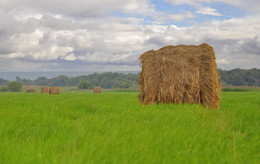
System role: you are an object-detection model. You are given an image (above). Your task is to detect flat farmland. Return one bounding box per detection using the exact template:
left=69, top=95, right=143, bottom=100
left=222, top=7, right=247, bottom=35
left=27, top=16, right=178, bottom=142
left=0, top=90, right=259, bottom=163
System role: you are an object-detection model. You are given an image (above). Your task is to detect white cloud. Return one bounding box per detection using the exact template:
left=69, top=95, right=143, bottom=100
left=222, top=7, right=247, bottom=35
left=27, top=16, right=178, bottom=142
left=33, top=46, right=74, bottom=60
left=0, top=0, right=260, bottom=71
left=216, top=58, right=230, bottom=64
left=196, top=7, right=223, bottom=16
left=63, top=53, right=76, bottom=61
left=0, top=0, right=153, bottom=18
left=165, top=0, right=242, bottom=6
left=152, top=11, right=195, bottom=22
left=165, top=0, right=260, bottom=15
left=1, top=13, right=260, bottom=70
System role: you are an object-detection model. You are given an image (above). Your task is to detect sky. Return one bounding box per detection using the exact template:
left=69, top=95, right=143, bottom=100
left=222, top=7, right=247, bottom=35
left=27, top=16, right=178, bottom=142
left=0, top=0, right=260, bottom=72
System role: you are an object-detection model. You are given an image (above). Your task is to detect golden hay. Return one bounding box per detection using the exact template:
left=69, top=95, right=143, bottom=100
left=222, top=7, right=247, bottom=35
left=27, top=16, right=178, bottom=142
left=49, top=86, right=61, bottom=94
left=26, top=88, right=35, bottom=93
left=41, top=86, right=49, bottom=94
left=139, top=43, right=221, bottom=109
left=93, top=87, right=102, bottom=93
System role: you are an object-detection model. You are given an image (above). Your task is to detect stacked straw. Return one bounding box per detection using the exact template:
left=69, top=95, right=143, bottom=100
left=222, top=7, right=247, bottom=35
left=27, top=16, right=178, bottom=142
left=93, top=87, right=102, bottom=93
left=26, top=88, right=35, bottom=93
left=49, top=86, right=61, bottom=94
left=41, top=86, right=49, bottom=94
left=139, top=43, right=221, bottom=109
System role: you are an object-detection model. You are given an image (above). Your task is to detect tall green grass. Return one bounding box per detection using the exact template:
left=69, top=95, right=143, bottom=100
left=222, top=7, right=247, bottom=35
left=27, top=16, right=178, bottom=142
left=0, top=91, right=259, bottom=163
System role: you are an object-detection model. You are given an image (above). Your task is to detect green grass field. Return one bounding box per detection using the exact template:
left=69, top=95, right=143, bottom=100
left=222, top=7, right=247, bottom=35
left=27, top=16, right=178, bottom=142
left=0, top=90, right=260, bottom=163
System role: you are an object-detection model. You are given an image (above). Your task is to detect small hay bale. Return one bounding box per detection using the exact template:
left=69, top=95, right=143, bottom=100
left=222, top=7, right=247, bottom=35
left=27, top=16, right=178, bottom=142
left=26, top=88, right=35, bottom=93
left=41, top=86, right=49, bottom=94
left=49, top=86, right=61, bottom=94
left=93, top=87, right=102, bottom=93
left=139, top=43, right=221, bottom=109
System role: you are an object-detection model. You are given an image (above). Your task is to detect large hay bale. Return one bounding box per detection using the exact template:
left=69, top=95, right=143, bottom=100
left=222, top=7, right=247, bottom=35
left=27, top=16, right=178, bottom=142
left=93, top=87, right=102, bottom=93
left=139, top=43, right=221, bottom=109
left=49, top=86, right=61, bottom=94
left=41, top=86, right=49, bottom=94
left=26, top=88, right=35, bottom=93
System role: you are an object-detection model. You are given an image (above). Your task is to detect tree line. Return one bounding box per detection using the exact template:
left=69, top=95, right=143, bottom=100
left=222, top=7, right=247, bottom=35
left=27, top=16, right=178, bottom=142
left=218, top=68, right=259, bottom=86
left=10, top=72, right=139, bottom=89
left=0, top=68, right=259, bottom=89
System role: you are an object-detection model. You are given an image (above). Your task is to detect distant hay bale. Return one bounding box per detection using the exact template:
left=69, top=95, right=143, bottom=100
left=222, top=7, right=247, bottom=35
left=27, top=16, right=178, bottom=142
left=139, top=43, right=221, bottom=109
left=93, top=87, right=102, bottom=93
left=26, top=88, right=35, bottom=93
left=49, top=86, right=61, bottom=94
left=41, top=86, right=49, bottom=94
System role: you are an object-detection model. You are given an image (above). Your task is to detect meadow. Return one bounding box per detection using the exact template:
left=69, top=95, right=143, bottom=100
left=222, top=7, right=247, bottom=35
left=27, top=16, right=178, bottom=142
left=0, top=90, right=259, bottom=163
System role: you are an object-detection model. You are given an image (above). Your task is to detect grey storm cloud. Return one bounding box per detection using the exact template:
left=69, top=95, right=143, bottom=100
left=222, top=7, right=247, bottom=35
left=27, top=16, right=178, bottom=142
left=239, top=35, right=260, bottom=55
left=145, top=36, right=168, bottom=47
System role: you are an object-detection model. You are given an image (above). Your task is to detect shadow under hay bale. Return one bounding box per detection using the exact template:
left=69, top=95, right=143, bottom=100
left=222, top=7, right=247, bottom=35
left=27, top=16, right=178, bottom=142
left=139, top=43, right=221, bottom=109
left=49, top=86, right=61, bottom=94
left=41, top=86, right=49, bottom=94
left=93, top=87, right=102, bottom=93
left=26, top=88, right=35, bottom=93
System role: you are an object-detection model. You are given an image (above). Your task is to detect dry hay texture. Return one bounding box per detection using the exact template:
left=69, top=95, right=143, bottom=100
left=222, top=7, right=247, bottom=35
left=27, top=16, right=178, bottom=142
left=41, top=86, right=49, bottom=94
left=93, top=87, right=102, bottom=93
left=139, top=43, right=221, bottom=109
left=26, top=88, right=35, bottom=93
left=49, top=86, right=61, bottom=94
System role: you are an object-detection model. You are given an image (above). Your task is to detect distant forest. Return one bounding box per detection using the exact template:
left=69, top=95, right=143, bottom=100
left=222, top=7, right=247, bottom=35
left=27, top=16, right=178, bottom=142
left=0, top=68, right=259, bottom=88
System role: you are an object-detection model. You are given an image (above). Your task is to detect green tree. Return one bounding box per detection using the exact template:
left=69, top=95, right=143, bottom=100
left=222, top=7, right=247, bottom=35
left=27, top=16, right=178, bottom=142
left=35, top=77, right=48, bottom=86
left=0, top=78, right=9, bottom=85
left=0, top=87, right=9, bottom=92
left=78, top=80, right=93, bottom=89
left=113, top=80, right=132, bottom=88
left=49, top=75, right=70, bottom=86
left=8, top=81, right=22, bottom=92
